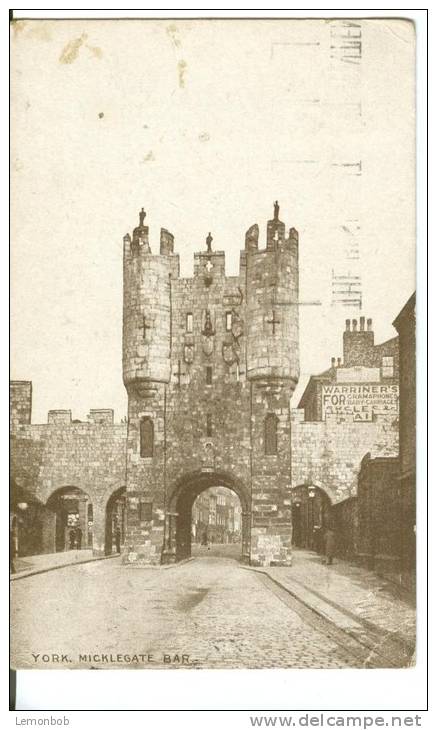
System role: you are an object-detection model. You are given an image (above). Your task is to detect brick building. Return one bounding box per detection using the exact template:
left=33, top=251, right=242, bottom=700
left=290, top=295, right=415, bottom=588
left=192, top=487, right=242, bottom=544
left=346, top=293, right=416, bottom=586
left=393, top=293, right=416, bottom=585
left=290, top=317, right=399, bottom=550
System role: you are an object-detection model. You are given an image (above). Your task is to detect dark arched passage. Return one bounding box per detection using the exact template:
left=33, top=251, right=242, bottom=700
left=105, top=487, right=126, bottom=555
left=46, top=486, right=93, bottom=552
left=291, top=485, right=332, bottom=552
left=10, top=481, right=45, bottom=558
left=164, top=471, right=251, bottom=564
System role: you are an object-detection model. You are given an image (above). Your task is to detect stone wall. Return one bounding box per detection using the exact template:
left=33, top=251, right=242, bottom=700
left=331, top=496, right=358, bottom=557
left=10, top=381, right=32, bottom=432
left=291, top=409, right=399, bottom=504
left=11, top=417, right=127, bottom=553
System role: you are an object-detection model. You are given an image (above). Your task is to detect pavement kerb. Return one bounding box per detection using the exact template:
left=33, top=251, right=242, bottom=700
left=242, top=564, right=414, bottom=659
left=122, top=557, right=195, bottom=570
left=10, top=553, right=122, bottom=581
left=10, top=554, right=195, bottom=581
left=242, top=564, right=357, bottom=627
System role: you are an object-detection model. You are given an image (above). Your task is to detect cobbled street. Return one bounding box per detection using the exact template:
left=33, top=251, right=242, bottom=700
left=11, top=556, right=360, bottom=670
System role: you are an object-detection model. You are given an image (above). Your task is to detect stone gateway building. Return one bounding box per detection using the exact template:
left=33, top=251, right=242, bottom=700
left=122, top=203, right=299, bottom=566
left=11, top=205, right=412, bottom=579
left=11, top=204, right=300, bottom=567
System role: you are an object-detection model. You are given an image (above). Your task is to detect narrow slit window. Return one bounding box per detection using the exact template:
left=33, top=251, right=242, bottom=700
left=206, top=413, right=213, bottom=437
left=186, top=313, right=193, bottom=333
left=225, top=311, right=232, bottom=331
left=206, top=366, right=212, bottom=385
left=140, top=417, right=154, bottom=458
left=264, top=413, right=278, bottom=455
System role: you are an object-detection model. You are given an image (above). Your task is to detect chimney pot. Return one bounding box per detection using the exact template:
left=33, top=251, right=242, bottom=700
left=359, top=316, right=365, bottom=331
left=345, top=319, right=351, bottom=331
left=352, top=319, right=357, bottom=331
left=367, top=318, right=372, bottom=331
left=337, top=358, right=341, bottom=367
left=331, top=357, right=336, bottom=367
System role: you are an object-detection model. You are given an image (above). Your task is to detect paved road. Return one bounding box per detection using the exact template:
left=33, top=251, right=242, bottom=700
left=11, top=556, right=357, bottom=669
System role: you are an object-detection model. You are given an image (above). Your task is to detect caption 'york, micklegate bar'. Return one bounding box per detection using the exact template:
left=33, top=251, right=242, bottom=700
left=10, top=204, right=416, bottom=587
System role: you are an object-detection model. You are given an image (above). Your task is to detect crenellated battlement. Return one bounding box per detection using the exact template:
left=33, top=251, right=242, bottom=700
left=123, top=203, right=298, bottom=281
left=122, top=201, right=299, bottom=389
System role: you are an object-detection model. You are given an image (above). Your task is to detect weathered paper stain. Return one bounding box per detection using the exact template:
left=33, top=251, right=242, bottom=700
left=166, top=24, right=182, bottom=48
left=178, top=60, right=187, bottom=88
left=87, top=45, right=103, bottom=59
left=142, top=151, right=155, bottom=163
left=59, top=33, right=103, bottom=64
left=11, top=20, right=27, bottom=37
left=59, top=33, right=87, bottom=64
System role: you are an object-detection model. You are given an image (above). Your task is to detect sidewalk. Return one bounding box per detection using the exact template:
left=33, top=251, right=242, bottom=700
left=10, top=550, right=120, bottom=580
left=248, top=549, right=416, bottom=653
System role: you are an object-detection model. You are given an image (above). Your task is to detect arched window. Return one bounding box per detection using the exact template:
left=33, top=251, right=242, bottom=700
left=264, top=413, right=278, bottom=455
left=140, top=417, right=154, bottom=458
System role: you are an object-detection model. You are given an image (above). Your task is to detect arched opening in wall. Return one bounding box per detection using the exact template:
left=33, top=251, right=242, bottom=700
left=291, top=485, right=332, bottom=553
left=191, top=487, right=243, bottom=560
left=46, top=487, right=93, bottom=553
left=105, top=487, right=127, bottom=556
left=10, top=481, right=45, bottom=559
left=165, top=472, right=250, bottom=564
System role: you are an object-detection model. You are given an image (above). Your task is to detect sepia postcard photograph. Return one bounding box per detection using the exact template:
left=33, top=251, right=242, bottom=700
left=10, top=14, right=418, bottom=681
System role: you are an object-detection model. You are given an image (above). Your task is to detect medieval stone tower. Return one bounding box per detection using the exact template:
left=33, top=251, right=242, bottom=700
left=122, top=203, right=299, bottom=566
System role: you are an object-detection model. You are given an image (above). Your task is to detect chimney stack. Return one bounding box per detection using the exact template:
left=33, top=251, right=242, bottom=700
left=345, top=319, right=351, bottom=332
left=337, top=358, right=341, bottom=367
left=359, top=316, right=365, bottom=331
left=331, top=357, right=336, bottom=368
left=367, top=318, right=372, bottom=331
left=352, top=319, right=357, bottom=332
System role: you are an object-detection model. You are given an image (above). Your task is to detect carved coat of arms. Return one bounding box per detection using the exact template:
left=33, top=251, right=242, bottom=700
left=202, top=337, right=214, bottom=357
left=231, top=312, right=244, bottom=341
left=183, top=344, right=194, bottom=364
left=202, top=309, right=215, bottom=357
left=222, top=342, right=238, bottom=365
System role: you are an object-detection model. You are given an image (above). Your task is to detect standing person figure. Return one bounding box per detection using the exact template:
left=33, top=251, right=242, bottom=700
left=313, top=524, right=322, bottom=554
left=76, top=526, right=82, bottom=550
left=69, top=528, right=76, bottom=550
left=115, top=526, right=121, bottom=554
left=324, top=527, right=336, bottom=565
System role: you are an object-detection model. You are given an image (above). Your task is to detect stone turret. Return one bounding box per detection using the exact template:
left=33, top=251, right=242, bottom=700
left=246, top=201, right=299, bottom=384
left=122, top=208, right=179, bottom=391
left=122, top=202, right=300, bottom=568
